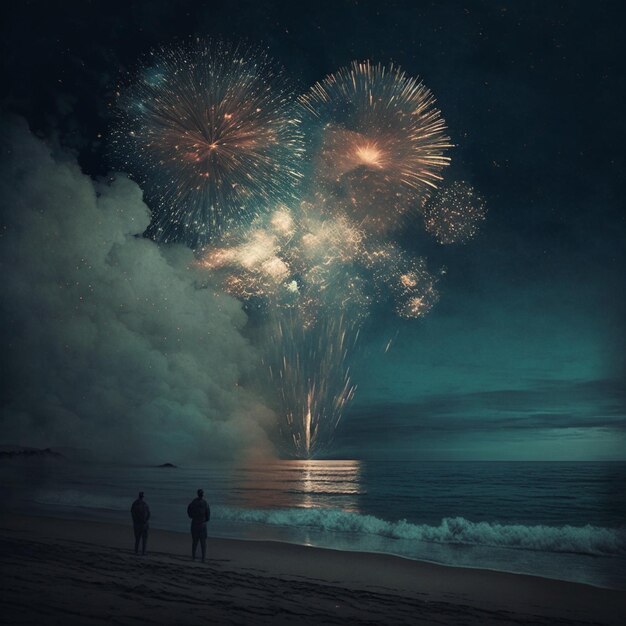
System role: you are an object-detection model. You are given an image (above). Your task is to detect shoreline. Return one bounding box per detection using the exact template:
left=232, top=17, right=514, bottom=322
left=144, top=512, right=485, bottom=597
left=1, top=513, right=625, bottom=624
left=14, top=505, right=626, bottom=589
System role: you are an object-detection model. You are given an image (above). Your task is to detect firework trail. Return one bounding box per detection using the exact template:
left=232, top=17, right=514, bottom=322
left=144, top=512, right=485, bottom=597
left=112, top=39, right=304, bottom=247
left=264, top=310, right=358, bottom=458
left=299, top=61, right=451, bottom=232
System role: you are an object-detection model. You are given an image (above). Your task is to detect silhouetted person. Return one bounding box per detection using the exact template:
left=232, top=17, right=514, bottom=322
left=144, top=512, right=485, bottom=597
left=187, top=488, right=210, bottom=562
left=131, top=491, right=150, bottom=555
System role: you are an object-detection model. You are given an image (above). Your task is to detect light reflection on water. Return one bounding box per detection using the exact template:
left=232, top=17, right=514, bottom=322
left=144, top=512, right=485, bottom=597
left=231, top=459, right=363, bottom=512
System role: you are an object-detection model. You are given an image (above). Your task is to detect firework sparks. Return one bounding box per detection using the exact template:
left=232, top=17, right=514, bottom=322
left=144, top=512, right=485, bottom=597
left=422, top=181, right=487, bottom=244
left=361, top=242, right=440, bottom=318
left=112, top=39, right=305, bottom=246
left=300, top=61, right=452, bottom=232
left=196, top=203, right=372, bottom=319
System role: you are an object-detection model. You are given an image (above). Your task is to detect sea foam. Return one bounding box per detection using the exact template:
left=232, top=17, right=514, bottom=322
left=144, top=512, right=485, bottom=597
left=32, top=489, right=625, bottom=556
left=216, top=506, right=626, bottom=556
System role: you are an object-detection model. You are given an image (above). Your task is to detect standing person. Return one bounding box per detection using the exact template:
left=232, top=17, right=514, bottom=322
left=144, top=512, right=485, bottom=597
left=187, top=488, right=210, bottom=562
left=130, top=491, right=150, bottom=555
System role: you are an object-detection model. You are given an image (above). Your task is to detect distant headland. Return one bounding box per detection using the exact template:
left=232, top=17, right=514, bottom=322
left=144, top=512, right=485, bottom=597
left=0, top=446, right=63, bottom=459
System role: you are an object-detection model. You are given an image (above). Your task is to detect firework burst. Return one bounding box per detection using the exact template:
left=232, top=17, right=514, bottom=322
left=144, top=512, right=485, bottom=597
left=113, top=45, right=485, bottom=458
left=112, top=39, right=305, bottom=246
left=197, top=203, right=379, bottom=321
left=300, top=61, right=452, bottom=232
left=422, top=181, right=487, bottom=244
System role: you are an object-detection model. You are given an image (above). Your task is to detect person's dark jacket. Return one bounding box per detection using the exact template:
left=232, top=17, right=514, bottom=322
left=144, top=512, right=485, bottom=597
left=131, top=499, right=151, bottom=529
left=187, top=497, right=210, bottom=529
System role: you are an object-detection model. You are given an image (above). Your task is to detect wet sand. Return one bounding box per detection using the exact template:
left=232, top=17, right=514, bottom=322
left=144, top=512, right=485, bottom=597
left=0, top=513, right=624, bottom=625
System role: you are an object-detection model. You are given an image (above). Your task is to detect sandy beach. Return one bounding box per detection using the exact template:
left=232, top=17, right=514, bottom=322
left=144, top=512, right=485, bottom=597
left=0, top=513, right=623, bottom=625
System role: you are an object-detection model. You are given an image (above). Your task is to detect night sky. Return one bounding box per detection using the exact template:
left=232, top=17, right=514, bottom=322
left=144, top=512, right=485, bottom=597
left=1, top=1, right=624, bottom=461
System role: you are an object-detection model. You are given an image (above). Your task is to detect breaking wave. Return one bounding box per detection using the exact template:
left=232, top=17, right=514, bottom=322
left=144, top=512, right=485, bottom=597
left=29, top=490, right=625, bottom=557
left=216, top=506, right=626, bottom=557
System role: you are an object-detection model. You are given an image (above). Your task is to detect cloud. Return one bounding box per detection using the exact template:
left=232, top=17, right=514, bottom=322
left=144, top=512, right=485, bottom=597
left=344, top=378, right=626, bottom=434
left=0, top=117, right=275, bottom=462
left=329, top=378, right=626, bottom=459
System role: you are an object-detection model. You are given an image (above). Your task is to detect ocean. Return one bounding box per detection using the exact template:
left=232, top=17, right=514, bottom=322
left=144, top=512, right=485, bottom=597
left=2, top=459, right=624, bottom=589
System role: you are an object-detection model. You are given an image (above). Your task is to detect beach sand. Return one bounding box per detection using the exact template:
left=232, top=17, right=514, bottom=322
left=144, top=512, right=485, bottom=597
left=0, top=513, right=623, bottom=625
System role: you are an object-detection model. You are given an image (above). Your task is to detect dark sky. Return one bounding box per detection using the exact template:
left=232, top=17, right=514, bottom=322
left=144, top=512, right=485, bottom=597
left=1, top=0, right=624, bottom=460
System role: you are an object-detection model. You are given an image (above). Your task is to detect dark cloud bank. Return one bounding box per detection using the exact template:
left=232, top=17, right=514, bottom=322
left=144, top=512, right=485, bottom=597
left=0, top=117, right=274, bottom=462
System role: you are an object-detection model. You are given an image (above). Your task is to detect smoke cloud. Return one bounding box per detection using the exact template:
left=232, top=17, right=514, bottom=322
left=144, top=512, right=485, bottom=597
left=0, top=117, right=274, bottom=462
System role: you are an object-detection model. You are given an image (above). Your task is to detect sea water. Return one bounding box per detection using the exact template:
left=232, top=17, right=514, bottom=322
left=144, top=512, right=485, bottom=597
left=1, top=459, right=624, bottom=588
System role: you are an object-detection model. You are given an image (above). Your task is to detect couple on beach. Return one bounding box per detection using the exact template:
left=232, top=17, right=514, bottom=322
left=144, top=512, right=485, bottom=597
left=130, top=488, right=211, bottom=562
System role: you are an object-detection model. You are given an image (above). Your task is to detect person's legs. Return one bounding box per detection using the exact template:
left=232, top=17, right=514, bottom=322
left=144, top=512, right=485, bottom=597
left=134, top=527, right=141, bottom=554
left=200, top=535, right=206, bottom=562
left=141, top=528, right=148, bottom=555
left=192, top=532, right=199, bottom=560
